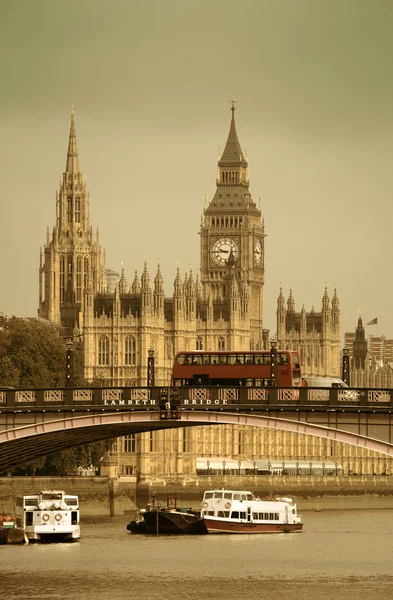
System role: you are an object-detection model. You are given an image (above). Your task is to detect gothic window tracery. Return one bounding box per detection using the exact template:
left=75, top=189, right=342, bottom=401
left=60, top=255, right=65, bottom=302
left=218, top=336, right=225, bottom=351
left=125, top=336, right=136, bottom=365
left=98, top=335, right=109, bottom=366
left=196, top=337, right=203, bottom=350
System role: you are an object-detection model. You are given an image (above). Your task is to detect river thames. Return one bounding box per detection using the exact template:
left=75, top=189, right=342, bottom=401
left=1, top=510, right=393, bottom=599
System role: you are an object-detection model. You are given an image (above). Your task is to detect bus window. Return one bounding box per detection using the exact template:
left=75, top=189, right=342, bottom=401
left=228, top=354, right=237, bottom=365
left=202, top=354, right=210, bottom=365
left=210, top=354, right=220, bottom=365
left=278, top=353, right=289, bottom=364
left=219, top=355, right=227, bottom=365
left=192, top=355, right=202, bottom=365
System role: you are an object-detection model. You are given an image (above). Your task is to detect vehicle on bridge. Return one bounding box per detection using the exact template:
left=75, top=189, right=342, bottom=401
left=15, top=490, right=80, bottom=543
left=172, top=350, right=301, bottom=387
left=200, top=489, right=303, bottom=534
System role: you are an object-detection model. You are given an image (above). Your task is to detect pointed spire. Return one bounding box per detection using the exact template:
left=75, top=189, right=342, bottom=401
left=219, top=94, right=247, bottom=166
left=131, top=269, right=140, bottom=294
left=118, top=265, right=127, bottom=295
left=66, top=105, right=80, bottom=174
left=287, top=288, right=295, bottom=312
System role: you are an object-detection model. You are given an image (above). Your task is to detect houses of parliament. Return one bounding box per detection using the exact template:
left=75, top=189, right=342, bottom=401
left=37, top=102, right=385, bottom=479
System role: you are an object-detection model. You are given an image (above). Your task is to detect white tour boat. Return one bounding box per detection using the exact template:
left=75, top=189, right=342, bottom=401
left=15, top=490, right=80, bottom=543
left=201, top=489, right=303, bottom=534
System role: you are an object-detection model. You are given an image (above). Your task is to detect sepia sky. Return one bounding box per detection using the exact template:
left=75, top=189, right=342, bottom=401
left=1, top=0, right=393, bottom=341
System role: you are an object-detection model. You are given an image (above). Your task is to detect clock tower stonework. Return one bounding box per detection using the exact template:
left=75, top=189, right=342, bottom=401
left=200, top=100, right=265, bottom=349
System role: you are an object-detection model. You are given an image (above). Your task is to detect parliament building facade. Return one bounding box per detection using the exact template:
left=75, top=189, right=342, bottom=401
left=37, top=102, right=385, bottom=480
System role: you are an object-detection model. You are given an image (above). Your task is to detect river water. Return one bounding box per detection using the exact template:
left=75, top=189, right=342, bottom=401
left=2, top=510, right=393, bottom=600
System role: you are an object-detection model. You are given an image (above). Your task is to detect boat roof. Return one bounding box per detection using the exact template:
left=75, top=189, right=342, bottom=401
left=204, top=489, right=253, bottom=494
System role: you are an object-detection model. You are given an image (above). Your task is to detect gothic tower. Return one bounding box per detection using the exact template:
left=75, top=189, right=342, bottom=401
left=353, top=315, right=368, bottom=369
left=200, top=98, right=265, bottom=349
left=38, top=108, right=106, bottom=329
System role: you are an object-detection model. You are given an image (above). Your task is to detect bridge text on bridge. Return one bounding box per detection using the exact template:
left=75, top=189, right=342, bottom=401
left=182, top=399, right=228, bottom=405
left=103, top=399, right=157, bottom=406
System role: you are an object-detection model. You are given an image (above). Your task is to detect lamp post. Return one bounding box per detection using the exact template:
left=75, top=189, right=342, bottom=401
left=270, top=339, right=278, bottom=387
left=268, top=460, right=272, bottom=475
left=335, top=462, right=339, bottom=476
left=296, top=461, right=300, bottom=476
left=238, top=460, right=241, bottom=476
left=206, top=460, right=210, bottom=475
left=322, top=461, right=326, bottom=476
left=65, top=339, right=74, bottom=388
left=342, top=347, right=350, bottom=386
left=309, top=461, right=312, bottom=476
left=147, top=348, right=155, bottom=387
left=282, top=460, right=285, bottom=476
left=253, top=460, right=257, bottom=476
left=222, top=459, right=226, bottom=475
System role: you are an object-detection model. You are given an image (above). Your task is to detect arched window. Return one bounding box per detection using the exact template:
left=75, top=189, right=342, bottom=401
left=196, top=337, right=203, bottom=351
left=76, top=257, right=82, bottom=302
left=75, top=197, right=81, bottom=223
left=125, top=336, right=136, bottom=365
left=218, top=337, right=225, bottom=351
left=98, top=336, right=109, bottom=366
left=60, top=255, right=65, bottom=302
left=84, top=257, right=89, bottom=289
left=67, top=197, right=72, bottom=223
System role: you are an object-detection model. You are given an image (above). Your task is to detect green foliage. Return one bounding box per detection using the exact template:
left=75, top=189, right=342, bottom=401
left=0, top=317, right=113, bottom=475
left=0, top=317, right=70, bottom=388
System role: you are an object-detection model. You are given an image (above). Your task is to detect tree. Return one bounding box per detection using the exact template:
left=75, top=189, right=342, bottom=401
left=0, top=317, right=113, bottom=475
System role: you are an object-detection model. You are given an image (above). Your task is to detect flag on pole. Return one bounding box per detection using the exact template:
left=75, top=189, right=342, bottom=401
left=367, top=318, right=378, bottom=325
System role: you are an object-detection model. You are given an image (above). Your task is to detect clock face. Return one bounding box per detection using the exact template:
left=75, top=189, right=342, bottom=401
left=254, top=239, right=262, bottom=266
left=211, top=237, right=239, bottom=265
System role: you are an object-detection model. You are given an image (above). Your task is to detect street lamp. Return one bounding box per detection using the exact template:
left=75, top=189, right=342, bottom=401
left=222, top=459, right=226, bottom=475
left=253, top=460, right=257, bottom=476
left=268, top=460, right=272, bottom=475
left=282, top=460, right=286, bottom=476
left=206, top=460, right=210, bottom=475
left=296, top=461, right=300, bottom=476
left=335, top=462, right=339, bottom=476
left=322, top=461, right=325, bottom=476
left=65, top=339, right=73, bottom=388
left=270, top=339, right=278, bottom=387
left=238, top=460, right=242, bottom=476
left=147, top=348, right=155, bottom=387
left=309, top=461, right=312, bottom=476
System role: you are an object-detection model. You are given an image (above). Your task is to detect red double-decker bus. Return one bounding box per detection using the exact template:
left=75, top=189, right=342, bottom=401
left=172, top=350, right=301, bottom=387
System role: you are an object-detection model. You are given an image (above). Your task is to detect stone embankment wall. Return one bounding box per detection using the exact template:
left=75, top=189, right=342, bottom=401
left=0, top=476, right=137, bottom=516
left=2, top=475, right=393, bottom=515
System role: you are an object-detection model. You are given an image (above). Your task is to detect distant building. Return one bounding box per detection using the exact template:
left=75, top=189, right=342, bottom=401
left=106, top=269, right=120, bottom=294
left=344, top=317, right=393, bottom=387
left=276, top=287, right=340, bottom=377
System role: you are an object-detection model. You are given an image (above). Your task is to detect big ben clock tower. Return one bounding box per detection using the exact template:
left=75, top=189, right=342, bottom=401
left=200, top=98, right=265, bottom=349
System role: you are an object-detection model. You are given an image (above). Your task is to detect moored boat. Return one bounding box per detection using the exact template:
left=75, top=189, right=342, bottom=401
left=201, top=489, right=303, bottom=534
left=0, top=514, right=27, bottom=545
left=15, top=490, right=80, bottom=543
left=127, top=494, right=207, bottom=535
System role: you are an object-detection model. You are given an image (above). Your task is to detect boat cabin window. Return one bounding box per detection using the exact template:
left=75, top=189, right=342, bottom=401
left=204, top=492, right=214, bottom=500
left=41, top=493, right=63, bottom=501
left=65, top=497, right=78, bottom=506
left=217, top=511, right=230, bottom=518
left=223, top=492, right=232, bottom=500
left=213, top=492, right=223, bottom=499
left=25, top=512, right=33, bottom=526
left=205, top=510, right=215, bottom=516
left=230, top=511, right=246, bottom=519
left=24, top=499, right=38, bottom=507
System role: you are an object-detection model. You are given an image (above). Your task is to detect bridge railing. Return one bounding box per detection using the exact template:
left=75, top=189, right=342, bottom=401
left=0, top=386, right=392, bottom=411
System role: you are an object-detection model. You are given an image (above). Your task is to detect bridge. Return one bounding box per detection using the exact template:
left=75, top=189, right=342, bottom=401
left=1, top=385, right=393, bottom=473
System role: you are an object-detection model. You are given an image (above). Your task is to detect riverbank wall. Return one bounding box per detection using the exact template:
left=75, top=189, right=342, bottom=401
left=3, top=475, right=393, bottom=515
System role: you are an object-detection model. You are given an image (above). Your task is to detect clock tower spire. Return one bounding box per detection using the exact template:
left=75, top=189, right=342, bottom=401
left=200, top=98, right=265, bottom=349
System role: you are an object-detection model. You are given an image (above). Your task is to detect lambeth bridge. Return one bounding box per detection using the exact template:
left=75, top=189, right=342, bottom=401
left=1, top=385, right=393, bottom=473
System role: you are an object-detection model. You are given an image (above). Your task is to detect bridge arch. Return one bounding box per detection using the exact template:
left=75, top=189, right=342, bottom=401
left=1, top=411, right=393, bottom=473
